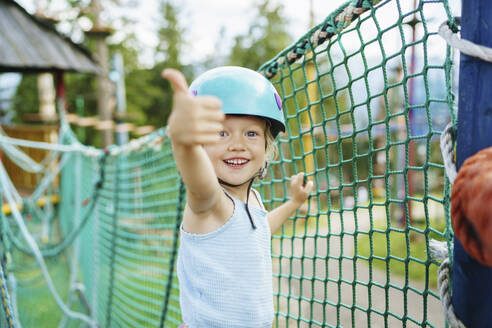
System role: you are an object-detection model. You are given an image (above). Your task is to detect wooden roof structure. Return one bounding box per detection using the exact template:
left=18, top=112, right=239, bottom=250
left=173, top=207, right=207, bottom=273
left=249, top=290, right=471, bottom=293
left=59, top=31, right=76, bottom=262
left=0, top=0, right=99, bottom=74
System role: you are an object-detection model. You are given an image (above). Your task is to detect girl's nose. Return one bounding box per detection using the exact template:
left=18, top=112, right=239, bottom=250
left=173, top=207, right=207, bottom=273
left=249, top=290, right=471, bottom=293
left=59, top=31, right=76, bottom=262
left=227, top=134, right=246, bottom=151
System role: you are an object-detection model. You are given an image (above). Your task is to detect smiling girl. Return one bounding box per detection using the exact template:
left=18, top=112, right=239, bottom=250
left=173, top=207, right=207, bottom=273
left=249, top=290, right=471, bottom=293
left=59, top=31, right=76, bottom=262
left=163, top=66, right=313, bottom=328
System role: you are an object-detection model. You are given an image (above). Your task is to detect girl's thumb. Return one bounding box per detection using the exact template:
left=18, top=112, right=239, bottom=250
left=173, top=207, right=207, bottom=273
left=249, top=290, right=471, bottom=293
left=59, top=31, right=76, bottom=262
left=162, top=69, right=189, bottom=94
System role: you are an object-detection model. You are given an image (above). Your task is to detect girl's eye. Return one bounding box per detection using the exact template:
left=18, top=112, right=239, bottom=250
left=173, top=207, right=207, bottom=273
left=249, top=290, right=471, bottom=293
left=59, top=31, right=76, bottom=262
left=247, top=131, right=258, bottom=137
left=219, top=131, right=227, bottom=137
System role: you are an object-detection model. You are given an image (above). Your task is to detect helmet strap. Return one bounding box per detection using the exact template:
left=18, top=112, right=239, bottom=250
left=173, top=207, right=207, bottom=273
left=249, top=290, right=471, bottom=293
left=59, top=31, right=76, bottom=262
left=217, top=178, right=249, bottom=188
left=244, top=178, right=257, bottom=229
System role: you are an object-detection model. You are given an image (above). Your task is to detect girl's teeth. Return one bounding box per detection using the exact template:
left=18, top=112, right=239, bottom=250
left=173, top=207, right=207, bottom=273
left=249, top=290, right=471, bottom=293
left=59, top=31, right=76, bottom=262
left=225, top=159, right=248, bottom=165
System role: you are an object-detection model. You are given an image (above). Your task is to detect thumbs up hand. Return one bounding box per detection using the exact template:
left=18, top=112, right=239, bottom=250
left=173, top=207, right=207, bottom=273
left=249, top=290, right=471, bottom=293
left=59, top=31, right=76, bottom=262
left=162, top=69, right=225, bottom=146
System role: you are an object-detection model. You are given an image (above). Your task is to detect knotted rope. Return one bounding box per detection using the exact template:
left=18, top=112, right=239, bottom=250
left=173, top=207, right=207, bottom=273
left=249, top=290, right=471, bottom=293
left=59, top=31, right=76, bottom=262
left=259, top=0, right=382, bottom=78
left=431, top=125, right=464, bottom=327
left=429, top=240, right=465, bottom=328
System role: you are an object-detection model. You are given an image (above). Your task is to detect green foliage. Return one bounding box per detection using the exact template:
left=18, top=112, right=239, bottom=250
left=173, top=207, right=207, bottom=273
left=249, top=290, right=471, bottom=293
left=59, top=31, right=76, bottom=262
left=11, top=74, right=39, bottom=123
left=155, top=0, right=184, bottom=67
left=108, top=31, right=150, bottom=125
left=228, top=1, right=292, bottom=70
left=139, top=0, right=191, bottom=128
left=65, top=73, right=98, bottom=116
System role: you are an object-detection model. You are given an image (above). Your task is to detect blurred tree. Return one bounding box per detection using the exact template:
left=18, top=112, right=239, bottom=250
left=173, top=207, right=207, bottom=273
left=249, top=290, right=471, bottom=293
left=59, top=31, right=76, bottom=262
left=227, top=0, right=292, bottom=70
left=108, top=28, right=152, bottom=125
left=11, top=75, right=39, bottom=123
left=11, top=0, right=186, bottom=144
left=143, top=0, right=192, bottom=128
left=154, top=0, right=183, bottom=68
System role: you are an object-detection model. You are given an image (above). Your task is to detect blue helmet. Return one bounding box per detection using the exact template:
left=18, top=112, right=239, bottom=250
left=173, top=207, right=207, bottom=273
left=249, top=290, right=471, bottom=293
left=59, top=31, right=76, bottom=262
left=189, top=66, right=286, bottom=138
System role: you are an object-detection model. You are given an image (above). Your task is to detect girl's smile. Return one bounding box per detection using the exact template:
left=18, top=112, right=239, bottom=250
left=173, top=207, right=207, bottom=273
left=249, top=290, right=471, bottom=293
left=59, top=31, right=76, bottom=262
left=223, top=157, right=250, bottom=168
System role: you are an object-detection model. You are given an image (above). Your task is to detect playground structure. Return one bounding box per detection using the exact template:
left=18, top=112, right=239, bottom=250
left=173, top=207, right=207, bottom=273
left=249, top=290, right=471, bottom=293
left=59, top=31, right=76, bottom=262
left=0, top=0, right=491, bottom=327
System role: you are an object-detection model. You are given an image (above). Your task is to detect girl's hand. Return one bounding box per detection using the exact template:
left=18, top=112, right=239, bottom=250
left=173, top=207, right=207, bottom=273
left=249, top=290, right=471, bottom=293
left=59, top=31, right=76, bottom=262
left=290, top=172, right=314, bottom=206
left=162, top=69, right=225, bottom=146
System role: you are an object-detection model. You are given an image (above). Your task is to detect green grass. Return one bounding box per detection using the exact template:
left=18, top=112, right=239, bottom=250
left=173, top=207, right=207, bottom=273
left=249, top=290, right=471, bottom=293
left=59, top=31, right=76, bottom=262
left=12, top=253, right=81, bottom=327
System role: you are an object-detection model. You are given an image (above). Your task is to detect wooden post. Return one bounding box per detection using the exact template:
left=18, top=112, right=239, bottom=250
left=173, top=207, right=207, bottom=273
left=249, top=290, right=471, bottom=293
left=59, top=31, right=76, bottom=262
left=38, top=73, right=56, bottom=121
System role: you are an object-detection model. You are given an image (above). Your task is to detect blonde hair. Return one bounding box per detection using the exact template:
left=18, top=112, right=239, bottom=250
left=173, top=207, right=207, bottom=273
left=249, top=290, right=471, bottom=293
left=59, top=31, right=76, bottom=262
left=265, top=127, right=279, bottom=163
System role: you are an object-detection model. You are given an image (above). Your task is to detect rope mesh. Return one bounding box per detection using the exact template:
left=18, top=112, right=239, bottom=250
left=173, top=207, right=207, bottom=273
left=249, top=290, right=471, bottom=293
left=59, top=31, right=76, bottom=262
left=258, top=0, right=456, bottom=326
left=0, top=0, right=458, bottom=327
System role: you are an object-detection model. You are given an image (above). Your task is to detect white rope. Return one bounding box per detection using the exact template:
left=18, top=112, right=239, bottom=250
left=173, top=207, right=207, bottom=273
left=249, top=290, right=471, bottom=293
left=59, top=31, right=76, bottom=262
left=436, top=122, right=464, bottom=327
left=0, top=127, right=44, bottom=173
left=429, top=240, right=466, bottom=328
left=0, top=142, right=44, bottom=173
left=440, top=122, right=457, bottom=184
left=439, top=21, right=492, bottom=63
left=107, top=128, right=166, bottom=156
left=0, top=135, right=101, bottom=157
left=0, top=123, right=165, bottom=161
left=0, top=163, right=98, bottom=328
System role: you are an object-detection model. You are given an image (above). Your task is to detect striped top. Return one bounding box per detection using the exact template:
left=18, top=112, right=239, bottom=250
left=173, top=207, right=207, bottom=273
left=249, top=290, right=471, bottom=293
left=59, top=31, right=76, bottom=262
left=177, top=189, right=273, bottom=328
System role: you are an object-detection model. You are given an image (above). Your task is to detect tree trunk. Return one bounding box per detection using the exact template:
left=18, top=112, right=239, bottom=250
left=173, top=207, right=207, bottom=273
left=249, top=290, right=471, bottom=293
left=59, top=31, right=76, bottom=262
left=92, top=0, right=114, bottom=147
left=95, top=36, right=114, bottom=147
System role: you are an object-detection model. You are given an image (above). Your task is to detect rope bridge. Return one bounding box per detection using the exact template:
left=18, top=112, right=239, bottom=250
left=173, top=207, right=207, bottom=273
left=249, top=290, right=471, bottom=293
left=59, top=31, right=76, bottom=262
left=0, top=0, right=459, bottom=326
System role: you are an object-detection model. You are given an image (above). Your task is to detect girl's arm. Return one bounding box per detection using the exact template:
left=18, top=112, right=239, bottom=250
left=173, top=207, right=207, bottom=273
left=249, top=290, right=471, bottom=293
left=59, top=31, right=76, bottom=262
left=163, top=69, right=225, bottom=214
left=267, top=172, right=313, bottom=234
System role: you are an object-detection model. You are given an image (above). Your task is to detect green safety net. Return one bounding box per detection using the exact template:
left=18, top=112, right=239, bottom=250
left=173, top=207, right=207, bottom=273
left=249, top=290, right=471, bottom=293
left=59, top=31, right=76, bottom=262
left=0, top=129, right=185, bottom=327
left=0, top=0, right=459, bottom=327
left=257, top=0, right=457, bottom=326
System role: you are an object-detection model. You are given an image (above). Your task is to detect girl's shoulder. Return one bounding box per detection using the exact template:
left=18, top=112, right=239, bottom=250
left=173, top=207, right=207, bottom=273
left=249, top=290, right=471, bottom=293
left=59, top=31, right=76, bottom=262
left=250, top=188, right=266, bottom=211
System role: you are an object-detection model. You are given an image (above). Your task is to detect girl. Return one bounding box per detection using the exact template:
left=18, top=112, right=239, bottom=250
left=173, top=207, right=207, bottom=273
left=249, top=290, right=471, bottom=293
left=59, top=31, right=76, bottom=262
left=163, top=66, right=313, bottom=328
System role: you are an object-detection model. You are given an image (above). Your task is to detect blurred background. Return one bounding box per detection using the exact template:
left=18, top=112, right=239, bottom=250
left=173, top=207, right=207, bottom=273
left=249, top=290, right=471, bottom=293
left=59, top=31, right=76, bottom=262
left=1, top=0, right=346, bottom=149
left=0, top=0, right=460, bottom=146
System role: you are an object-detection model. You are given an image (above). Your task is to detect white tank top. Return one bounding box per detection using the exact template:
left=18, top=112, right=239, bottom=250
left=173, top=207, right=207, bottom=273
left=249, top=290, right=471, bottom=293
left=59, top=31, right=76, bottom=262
left=177, top=189, right=274, bottom=327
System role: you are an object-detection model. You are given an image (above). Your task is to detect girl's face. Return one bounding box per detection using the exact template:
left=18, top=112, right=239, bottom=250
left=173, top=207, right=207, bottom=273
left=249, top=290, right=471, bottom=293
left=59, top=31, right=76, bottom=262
left=204, top=115, right=267, bottom=186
